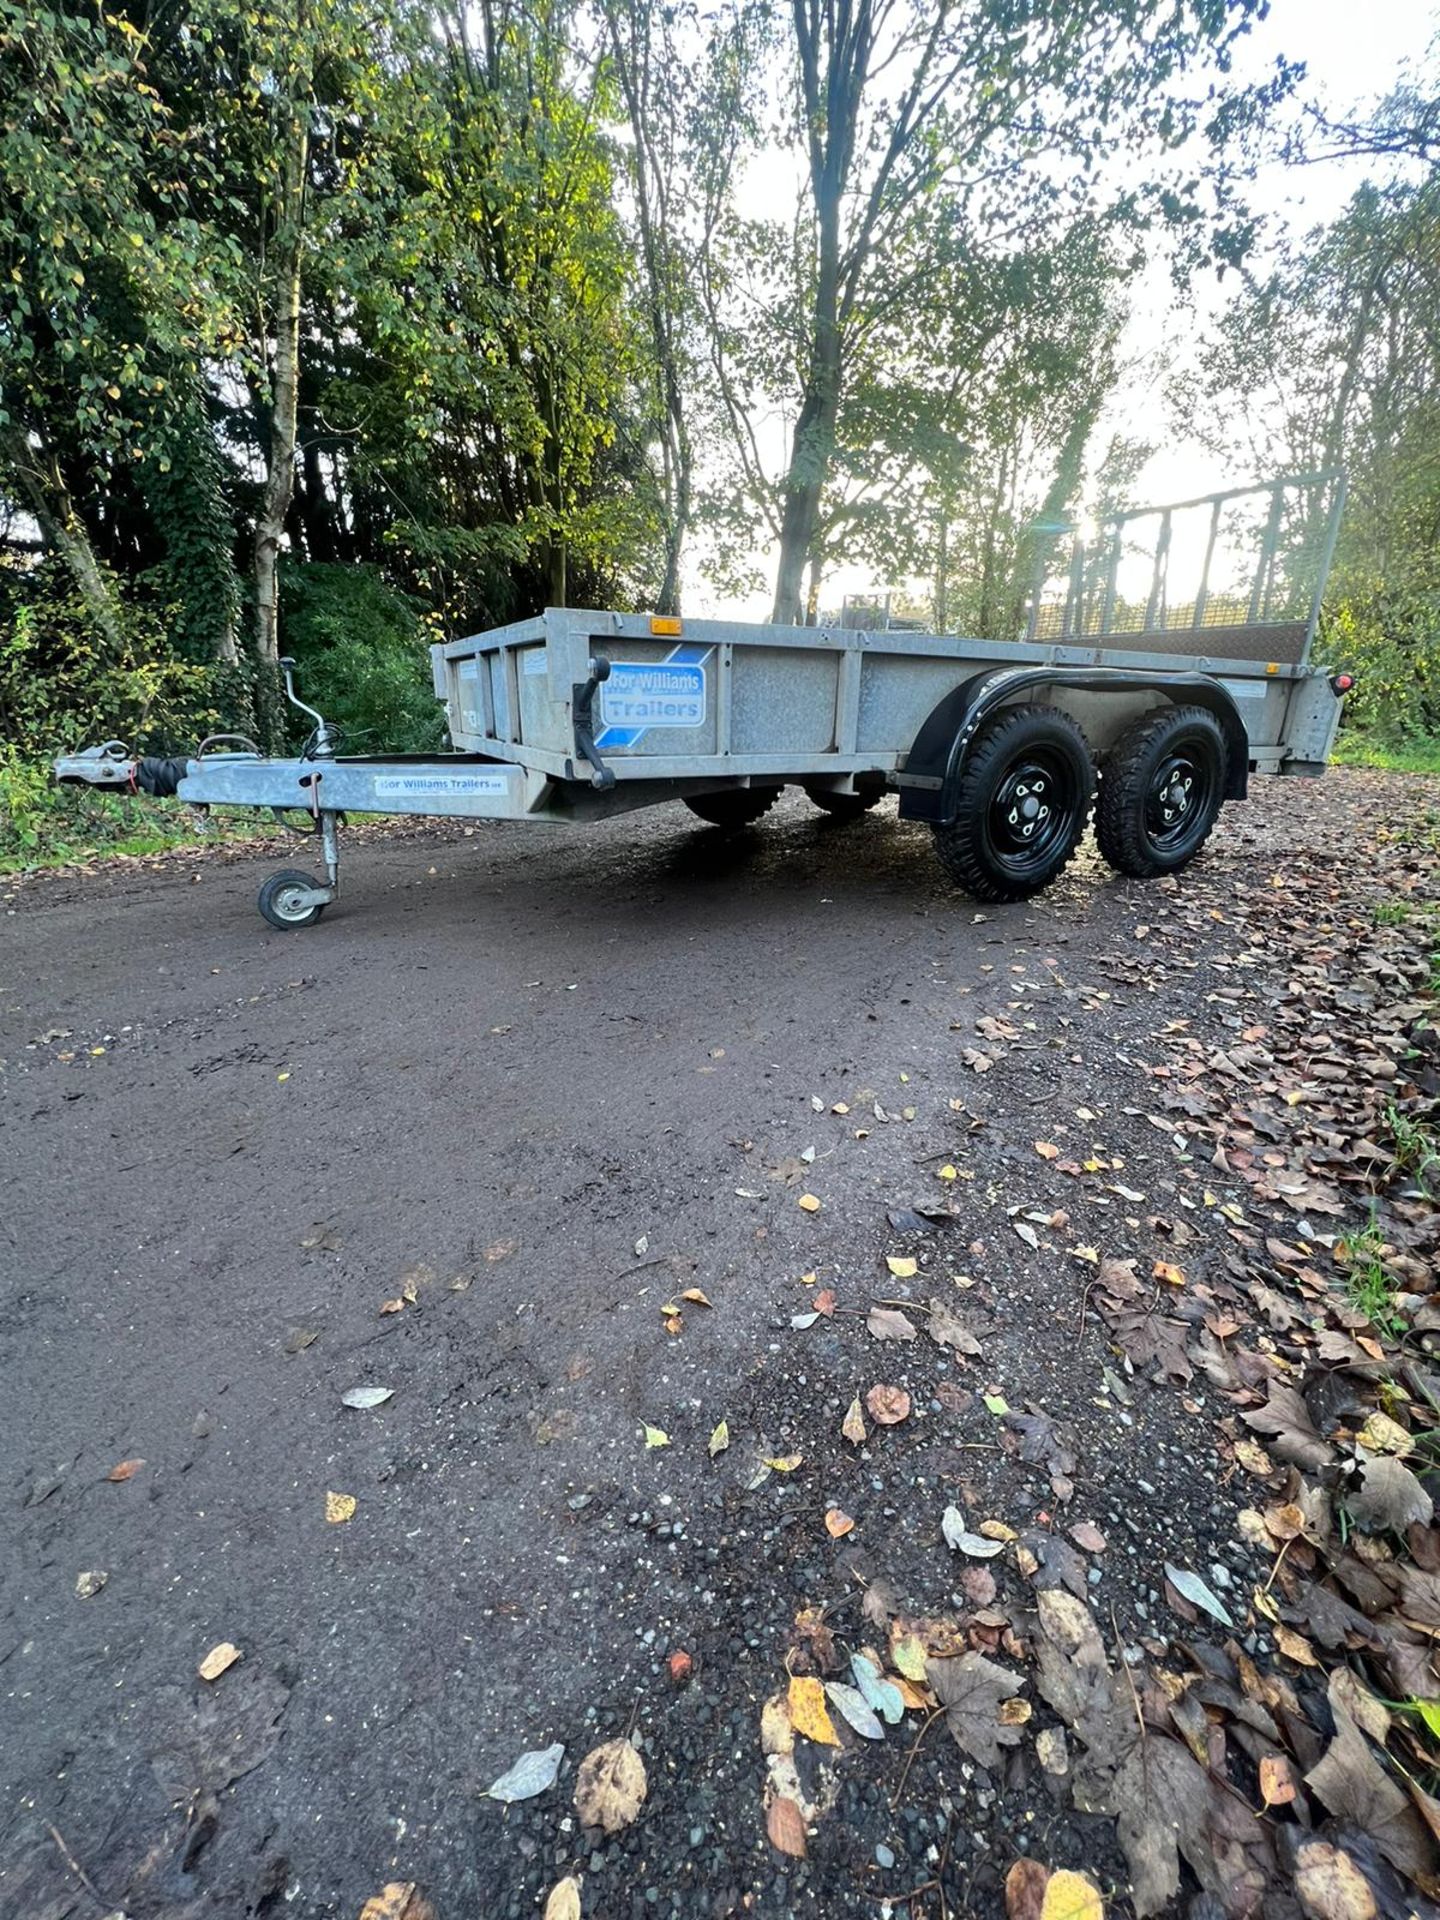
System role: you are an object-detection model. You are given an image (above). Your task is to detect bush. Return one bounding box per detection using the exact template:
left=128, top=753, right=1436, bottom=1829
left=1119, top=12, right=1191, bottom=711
left=1319, top=584, right=1440, bottom=748
left=278, top=562, right=446, bottom=754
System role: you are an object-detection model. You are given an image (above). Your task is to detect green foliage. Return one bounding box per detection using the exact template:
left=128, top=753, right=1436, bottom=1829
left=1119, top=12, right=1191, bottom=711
left=1337, top=1214, right=1407, bottom=1339
left=0, top=561, right=231, bottom=757
left=278, top=562, right=444, bottom=753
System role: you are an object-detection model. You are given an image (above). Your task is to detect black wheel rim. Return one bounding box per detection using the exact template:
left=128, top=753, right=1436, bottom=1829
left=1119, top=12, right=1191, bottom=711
left=987, top=750, right=1079, bottom=877
left=1143, top=745, right=1217, bottom=851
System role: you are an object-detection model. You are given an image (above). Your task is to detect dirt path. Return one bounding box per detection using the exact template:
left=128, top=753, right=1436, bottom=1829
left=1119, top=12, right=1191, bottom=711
left=3, top=770, right=1437, bottom=1920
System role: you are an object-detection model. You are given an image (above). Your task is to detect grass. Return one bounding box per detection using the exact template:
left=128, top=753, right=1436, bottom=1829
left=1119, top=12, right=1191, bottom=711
left=1337, top=1214, right=1408, bottom=1340
left=1387, top=1101, right=1440, bottom=1196
left=1331, top=734, right=1440, bottom=776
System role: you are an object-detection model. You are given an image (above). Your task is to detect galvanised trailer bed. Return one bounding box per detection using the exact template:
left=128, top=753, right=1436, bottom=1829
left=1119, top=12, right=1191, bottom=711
left=54, top=472, right=1351, bottom=929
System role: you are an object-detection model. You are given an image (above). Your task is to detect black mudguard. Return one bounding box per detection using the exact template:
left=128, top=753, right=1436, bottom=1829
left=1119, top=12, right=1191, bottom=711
left=895, top=667, right=1250, bottom=827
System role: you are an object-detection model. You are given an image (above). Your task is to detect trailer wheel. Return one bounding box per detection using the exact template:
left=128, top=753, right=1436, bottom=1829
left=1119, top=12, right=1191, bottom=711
left=804, top=786, right=883, bottom=821
left=257, top=869, right=327, bottom=930
left=1096, top=706, right=1226, bottom=878
left=684, top=788, right=781, bottom=829
left=931, top=706, right=1094, bottom=902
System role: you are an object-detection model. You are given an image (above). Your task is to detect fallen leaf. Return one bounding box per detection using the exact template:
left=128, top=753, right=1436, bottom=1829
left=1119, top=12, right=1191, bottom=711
left=928, top=1653, right=1025, bottom=1769
left=788, top=1674, right=840, bottom=1746
left=1274, top=1623, right=1319, bottom=1667
left=866, top=1384, right=911, bottom=1426
left=1291, top=1841, right=1380, bottom=1920
left=667, top=1650, right=692, bottom=1685
left=798, top=1194, right=822, bottom=1213
left=1164, top=1563, right=1234, bottom=1628
left=1069, top=1521, right=1107, bottom=1554
left=485, top=1742, right=565, bottom=1803
left=1307, top=1685, right=1436, bottom=1879
left=851, top=1651, right=905, bottom=1724
left=1347, top=1454, right=1433, bottom=1533
left=325, top=1490, right=357, bottom=1525
left=1013, top=1221, right=1041, bottom=1251
left=824, top=1681, right=885, bottom=1741
left=889, top=1629, right=929, bottom=1682
left=765, top=1795, right=807, bottom=1857
left=1259, top=1754, right=1297, bottom=1808
left=1041, top=1870, right=1104, bottom=1920
left=197, top=1641, right=242, bottom=1681
left=708, top=1420, right=730, bottom=1458
left=543, top=1877, right=582, bottom=1920
left=75, top=1570, right=106, bottom=1599
left=641, top=1424, right=670, bottom=1449
left=983, top=1391, right=1009, bottom=1415
left=842, top=1397, right=868, bottom=1444
left=340, top=1386, right=393, bottom=1410
left=867, top=1305, right=918, bottom=1341
left=942, top=1508, right=1005, bottom=1557
left=680, top=1288, right=712, bottom=1307
left=763, top=1453, right=803, bottom=1473
left=926, top=1296, right=982, bottom=1356
left=825, top=1507, right=855, bottom=1539
left=1005, top=1858, right=1050, bottom=1920
left=379, top=1297, right=406, bottom=1315
left=814, top=1288, right=837, bottom=1315
left=1241, top=1379, right=1332, bottom=1471
left=574, top=1737, right=647, bottom=1833
left=886, top=1255, right=918, bottom=1279
left=760, top=1693, right=794, bottom=1755
left=107, top=1458, right=145, bottom=1482
left=1152, top=1260, right=1185, bottom=1287
left=1035, top=1141, right=1061, bottom=1160
left=1036, top=1726, right=1069, bottom=1776
left=358, top=1885, right=435, bottom=1920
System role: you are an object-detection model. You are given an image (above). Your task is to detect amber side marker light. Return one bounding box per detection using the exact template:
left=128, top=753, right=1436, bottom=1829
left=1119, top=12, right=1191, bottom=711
left=650, top=615, right=683, bottom=636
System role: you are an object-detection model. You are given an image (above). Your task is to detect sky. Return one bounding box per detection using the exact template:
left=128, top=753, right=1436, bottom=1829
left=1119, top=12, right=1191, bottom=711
left=694, top=0, right=1436, bottom=622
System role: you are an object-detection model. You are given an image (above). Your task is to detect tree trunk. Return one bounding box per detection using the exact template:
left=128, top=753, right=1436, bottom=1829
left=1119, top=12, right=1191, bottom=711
left=0, top=424, right=123, bottom=649
left=772, top=317, right=841, bottom=623
left=253, top=58, right=310, bottom=668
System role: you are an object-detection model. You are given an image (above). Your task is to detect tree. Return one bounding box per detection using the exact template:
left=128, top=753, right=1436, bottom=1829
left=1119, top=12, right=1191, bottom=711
left=747, top=0, right=1288, bottom=623
left=0, top=1, right=239, bottom=653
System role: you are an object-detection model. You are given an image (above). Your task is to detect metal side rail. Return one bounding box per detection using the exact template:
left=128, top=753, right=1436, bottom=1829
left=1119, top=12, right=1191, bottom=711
left=169, top=752, right=560, bottom=821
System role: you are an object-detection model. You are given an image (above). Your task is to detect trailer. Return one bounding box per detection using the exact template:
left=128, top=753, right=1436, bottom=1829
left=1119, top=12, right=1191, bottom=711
left=54, top=472, right=1351, bottom=930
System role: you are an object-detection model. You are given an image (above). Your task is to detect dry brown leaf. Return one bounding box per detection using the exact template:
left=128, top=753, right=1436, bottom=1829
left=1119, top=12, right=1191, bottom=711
left=1004, top=1857, right=1050, bottom=1920
left=574, top=1738, right=647, bottom=1835
left=797, top=1194, right=821, bottom=1213
left=1068, top=1521, right=1107, bottom=1554
left=867, top=1305, right=918, bottom=1342
left=1259, top=1753, right=1298, bottom=1808
left=379, top=1297, right=406, bottom=1315
left=543, top=1876, right=582, bottom=1920
left=760, top=1693, right=794, bottom=1756
left=842, top=1397, right=868, bottom=1444
left=325, top=1490, right=357, bottom=1525
left=358, top=1886, right=435, bottom=1920
left=814, top=1287, right=837, bottom=1315
left=866, top=1384, right=911, bottom=1426
left=765, top=1795, right=807, bottom=1858
left=680, top=1288, right=712, bottom=1307
left=1035, top=1141, right=1061, bottom=1161
left=107, top=1458, right=145, bottom=1482
left=824, top=1507, right=855, bottom=1539
left=197, top=1641, right=242, bottom=1682
left=928, top=1652, right=1025, bottom=1769
left=1274, top=1623, right=1318, bottom=1667
left=1291, top=1840, right=1379, bottom=1920
left=885, top=1255, right=918, bottom=1279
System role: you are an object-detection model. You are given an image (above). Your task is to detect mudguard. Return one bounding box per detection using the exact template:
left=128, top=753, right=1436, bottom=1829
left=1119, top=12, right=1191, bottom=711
left=895, top=667, right=1251, bottom=827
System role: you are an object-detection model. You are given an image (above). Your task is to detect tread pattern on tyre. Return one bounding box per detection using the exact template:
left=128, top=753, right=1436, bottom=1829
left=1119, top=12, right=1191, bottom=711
left=931, top=704, right=1094, bottom=903
left=684, top=788, right=781, bottom=829
left=1095, top=704, right=1225, bottom=879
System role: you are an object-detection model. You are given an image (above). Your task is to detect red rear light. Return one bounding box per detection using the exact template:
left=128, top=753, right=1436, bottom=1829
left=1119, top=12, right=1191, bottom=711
left=1330, top=673, right=1355, bottom=695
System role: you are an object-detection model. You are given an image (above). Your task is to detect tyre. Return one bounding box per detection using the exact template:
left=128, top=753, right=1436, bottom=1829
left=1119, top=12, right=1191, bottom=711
left=931, top=705, right=1094, bottom=902
left=257, top=869, right=328, bottom=930
left=804, top=786, right=884, bottom=821
left=1096, top=705, right=1226, bottom=878
left=684, top=788, right=781, bottom=829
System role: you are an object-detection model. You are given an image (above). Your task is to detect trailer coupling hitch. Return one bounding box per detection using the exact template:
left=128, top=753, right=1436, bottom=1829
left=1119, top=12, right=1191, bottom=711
left=52, top=740, right=191, bottom=799
left=572, top=654, right=617, bottom=791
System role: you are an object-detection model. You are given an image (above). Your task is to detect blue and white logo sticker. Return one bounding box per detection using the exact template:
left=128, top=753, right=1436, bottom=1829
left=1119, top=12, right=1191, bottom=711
left=598, top=648, right=710, bottom=745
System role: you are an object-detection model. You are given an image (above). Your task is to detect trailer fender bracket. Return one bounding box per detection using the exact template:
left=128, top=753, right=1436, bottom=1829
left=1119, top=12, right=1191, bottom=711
left=896, top=667, right=1250, bottom=827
